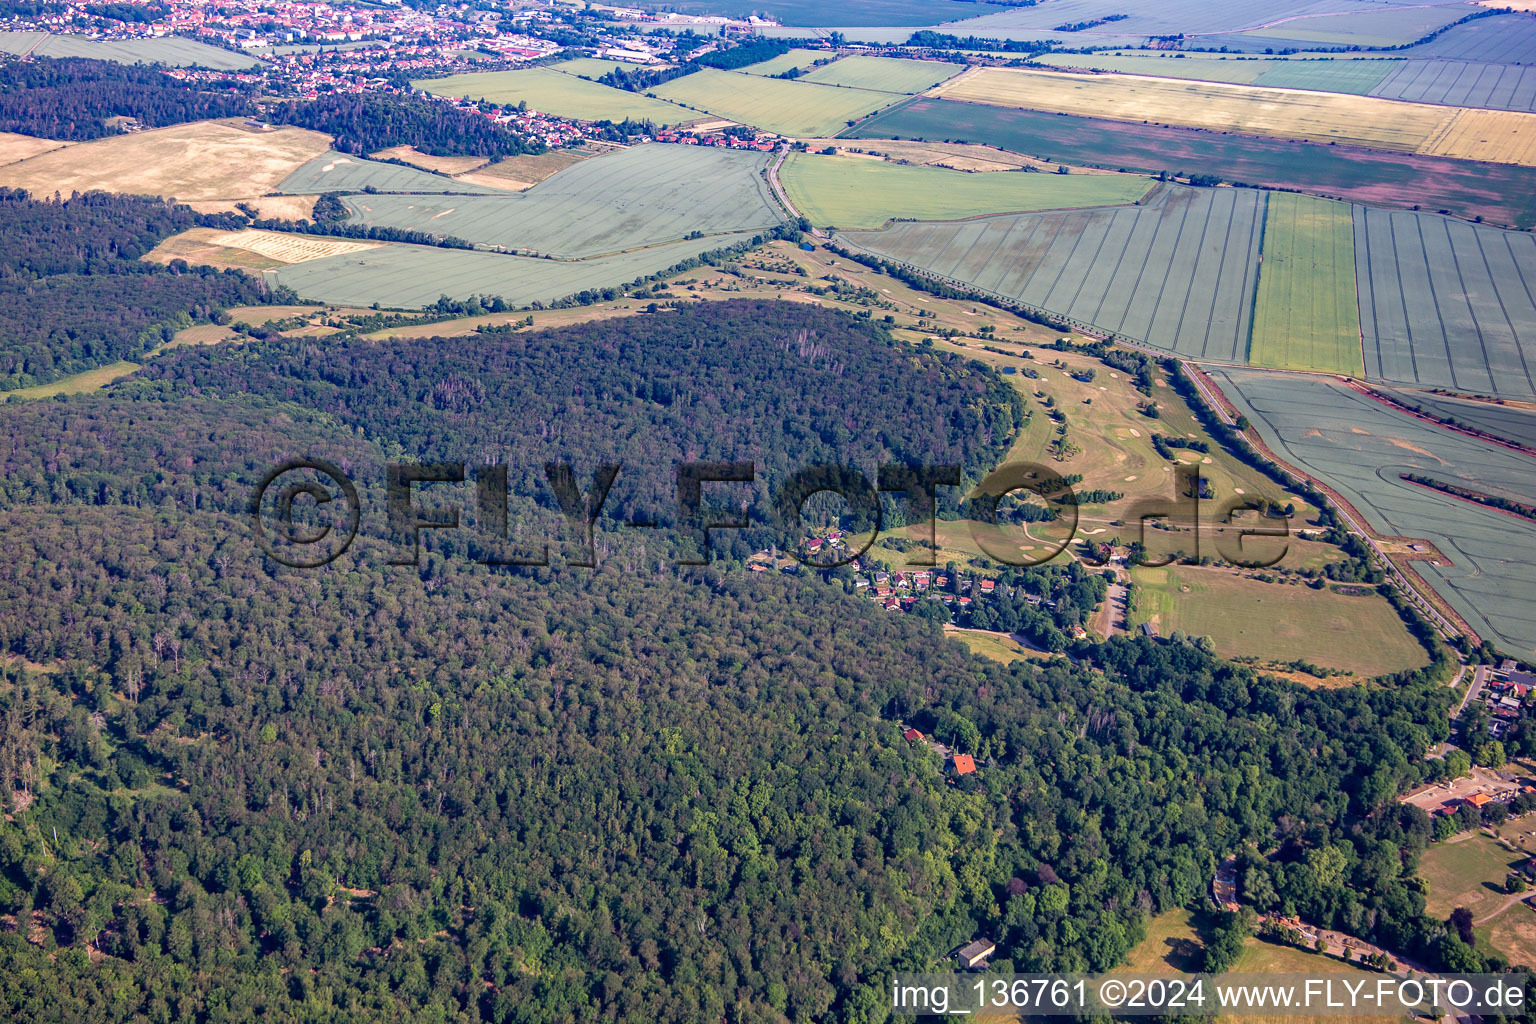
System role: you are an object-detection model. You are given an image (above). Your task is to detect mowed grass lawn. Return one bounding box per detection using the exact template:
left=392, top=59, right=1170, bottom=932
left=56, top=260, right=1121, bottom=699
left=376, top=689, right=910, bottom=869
left=1418, top=833, right=1527, bottom=919
left=414, top=68, right=690, bottom=125
left=1130, top=566, right=1427, bottom=677
left=801, top=55, right=961, bottom=94
left=1249, top=193, right=1363, bottom=376
left=651, top=69, right=901, bottom=137
left=781, top=152, right=1149, bottom=228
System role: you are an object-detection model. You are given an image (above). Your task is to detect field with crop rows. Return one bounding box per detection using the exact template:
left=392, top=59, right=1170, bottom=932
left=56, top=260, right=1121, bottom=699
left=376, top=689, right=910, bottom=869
left=0, top=30, right=259, bottom=68
left=277, top=152, right=504, bottom=194
left=340, top=145, right=781, bottom=257
left=655, top=0, right=977, bottom=26
left=271, top=231, right=761, bottom=309
left=781, top=152, right=1149, bottom=228
left=1249, top=194, right=1362, bottom=376
left=0, top=121, right=333, bottom=201
left=651, top=69, right=901, bottom=136
left=1236, top=5, right=1473, bottom=48
left=847, top=99, right=1536, bottom=228
left=550, top=58, right=644, bottom=78
left=1419, top=107, right=1536, bottom=164
left=1379, top=388, right=1536, bottom=448
left=930, top=67, right=1529, bottom=159
left=838, top=184, right=1264, bottom=360
left=1208, top=367, right=1536, bottom=657
left=1396, top=12, right=1536, bottom=62
left=800, top=55, right=960, bottom=94
left=413, top=68, right=691, bottom=125
left=1371, top=60, right=1536, bottom=113
left=203, top=229, right=381, bottom=264
left=904, top=0, right=1433, bottom=39
left=1354, top=206, right=1536, bottom=398
left=739, top=48, right=829, bottom=76
left=1033, top=52, right=1401, bottom=94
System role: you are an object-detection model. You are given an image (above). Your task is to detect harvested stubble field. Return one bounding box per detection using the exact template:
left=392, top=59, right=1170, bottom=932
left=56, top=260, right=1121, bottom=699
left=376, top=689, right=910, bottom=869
left=651, top=68, right=901, bottom=136
left=0, top=121, right=333, bottom=201
left=339, top=145, right=782, bottom=258
left=451, top=148, right=592, bottom=191
left=413, top=68, right=691, bottom=125
left=276, top=152, right=504, bottom=194
left=272, top=231, right=761, bottom=309
left=780, top=152, right=1149, bottom=228
left=1249, top=193, right=1363, bottom=376
left=368, top=146, right=490, bottom=175
left=146, top=227, right=382, bottom=270
left=838, top=184, right=1265, bottom=361
left=1353, top=206, right=1536, bottom=399
left=848, top=99, right=1536, bottom=228
left=930, top=67, right=1536, bottom=166
left=1208, top=367, right=1536, bottom=658
left=800, top=55, right=961, bottom=94
left=0, top=131, right=69, bottom=165
left=1130, top=564, right=1427, bottom=677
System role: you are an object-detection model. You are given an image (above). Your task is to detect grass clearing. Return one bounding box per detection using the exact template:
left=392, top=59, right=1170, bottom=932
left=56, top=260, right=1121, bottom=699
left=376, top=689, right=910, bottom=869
left=1226, top=938, right=1402, bottom=1024
left=1249, top=193, right=1363, bottom=375
left=651, top=68, right=901, bottom=136
left=931, top=68, right=1536, bottom=166
left=1129, top=565, right=1428, bottom=678
left=801, top=55, right=961, bottom=94
left=414, top=68, right=690, bottom=125
left=1115, top=909, right=1205, bottom=974
left=0, top=120, right=333, bottom=201
left=782, top=152, right=1149, bottom=228
left=1419, top=832, right=1527, bottom=919
left=4, top=361, right=139, bottom=400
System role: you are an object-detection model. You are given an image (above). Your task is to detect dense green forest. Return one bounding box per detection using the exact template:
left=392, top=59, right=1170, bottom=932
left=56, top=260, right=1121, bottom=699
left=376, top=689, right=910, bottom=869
left=0, top=300, right=1504, bottom=1021
left=0, top=57, right=254, bottom=140
left=0, top=189, right=268, bottom=389
left=267, top=93, right=541, bottom=159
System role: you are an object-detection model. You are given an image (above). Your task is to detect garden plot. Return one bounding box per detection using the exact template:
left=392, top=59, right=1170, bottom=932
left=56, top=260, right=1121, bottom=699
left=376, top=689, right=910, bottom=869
left=276, top=152, right=504, bottom=194
left=1354, top=206, right=1536, bottom=399
left=338, top=145, right=782, bottom=258
left=1209, top=367, right=1536, bottom=658
left=837, top=184, right=1264, bottom=361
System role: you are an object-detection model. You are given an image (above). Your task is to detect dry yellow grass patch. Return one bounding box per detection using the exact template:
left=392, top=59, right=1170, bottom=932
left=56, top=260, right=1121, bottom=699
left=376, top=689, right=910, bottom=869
left=0, top=121, right=333, bottom=200
left=931, top=67, right=1536, bottom=166
left=184, top=195, right=319, bottom=221
left=0, top=131, right=69, bottom=166
left=370, top=146, right=490, bottom=175
left=145, top=227, right=381, bottom=271
left=1420, top=107, right=1536, bottom=166
left=453, top=148, right=592, bottom=191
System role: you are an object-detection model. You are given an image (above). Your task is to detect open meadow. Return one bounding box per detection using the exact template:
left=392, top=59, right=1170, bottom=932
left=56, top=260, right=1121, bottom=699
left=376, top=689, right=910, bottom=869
left=1226, top=938, right=1405, bottom=1024
left=0, top=120, right=332, bottom=201
left=651, top=68, right=901, bottom=136
left=800, top=55, right=961, bottom=94
left=368, top=146, right=490, bottom=175
left=1249, top=193, right=1363, bottom=376
left=1129, top=565, right=1427, bottom=678
left=1353, top=206, right=1536, bottom=399
left=929, top=67, right=1536, bottom=165
left=837, top=184, right=1265, bottom=361
left=1208, top=367, right=1536, bottom=658
left=337, top=144, right=781, bottom=257
left=413, top=68, right=691, bottom=125
left=781, top=152, right=1148, bottom=228
left=848, top=99, right=1536, bottom=228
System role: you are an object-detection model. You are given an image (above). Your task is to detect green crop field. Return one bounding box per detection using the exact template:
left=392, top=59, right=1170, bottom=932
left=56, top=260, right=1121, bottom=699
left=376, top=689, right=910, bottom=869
left=550, top=58, right=644, bottom=78
left=1129, top=565, right=1426, bottom=677
left=848, top=99, right=1536, bottom=229
left=800, top=56, right=961, bottom=94
left=1209, top=367, right=1536, bottom=659
left=339, top=144, right=782, bottom=258
left=838, top=184, right=1265, bottom=361
left=1032, top=52, right=1401, bottom=95
left=739, top=48, right=828, bottom=76
left=413, top=68, right=690, bottom=125
left=650, top=69, right=901, bottom=137
left=272, top=231, right=760, bottom=310
left=0, top=30, right=260, bottom=69
left=1355, top=205, right=1536, bottom=399
left=276, top=152, right=503, bottom=194
left=782, top=152, right=1148, bottom=229
left=1249, top=194, right=1363, bottom=376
